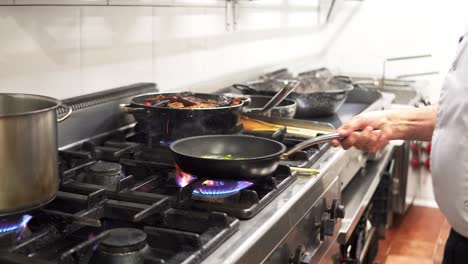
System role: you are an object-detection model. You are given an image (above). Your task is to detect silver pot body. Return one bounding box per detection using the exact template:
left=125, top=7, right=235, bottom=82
left=0, top=93, right=70, bottom=216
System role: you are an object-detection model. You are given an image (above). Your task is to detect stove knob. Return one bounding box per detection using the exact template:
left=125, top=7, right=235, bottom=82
left=329, top=199, right=345, bottom=219
left=335, top=204, right=345, bottom=219
left=320, top=212, right=335, bottom=241
left=299, top=253, right=312, bottom=264
left=288, top=245, right=305, bottom=264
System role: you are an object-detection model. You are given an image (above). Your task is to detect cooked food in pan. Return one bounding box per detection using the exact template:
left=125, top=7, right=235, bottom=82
left=201, top=154, right=244, bottom=160
left=144, top=94, right=242, bottom=109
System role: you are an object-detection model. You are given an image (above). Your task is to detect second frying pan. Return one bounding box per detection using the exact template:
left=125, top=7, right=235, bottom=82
left=170, top=133, right=341, bottom=180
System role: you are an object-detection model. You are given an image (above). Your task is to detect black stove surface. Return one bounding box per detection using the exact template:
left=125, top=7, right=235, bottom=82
left=57, top=125, right=324, bottom=219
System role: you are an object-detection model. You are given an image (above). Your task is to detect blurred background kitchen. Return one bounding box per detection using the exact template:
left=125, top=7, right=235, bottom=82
left=1, top=1, right=468, bottom=263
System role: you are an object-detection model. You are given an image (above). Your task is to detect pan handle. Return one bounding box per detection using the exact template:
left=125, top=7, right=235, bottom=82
left=232, top=84, right=259, bottom=94
left=281, top=132, right=342, bottom=159
left=259, top=80, right=299, bottom=114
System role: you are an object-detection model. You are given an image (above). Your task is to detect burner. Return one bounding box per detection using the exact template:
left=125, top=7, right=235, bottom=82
left=175, top=164, right=197, bottom=187
left=0, top=215, right=32, bottom=234
left=159, top=139, right=173, bottom=147
left=193, top=180, right=253, bottom=199
left=0, top=215, right=32, bottom=248
left=88, top=161, right=123, bottom=186
left=90, top=228, right=149, bottom=264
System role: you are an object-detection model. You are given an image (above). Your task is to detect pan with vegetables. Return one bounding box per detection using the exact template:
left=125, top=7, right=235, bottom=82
left=170, top=133, right=341, bottom=180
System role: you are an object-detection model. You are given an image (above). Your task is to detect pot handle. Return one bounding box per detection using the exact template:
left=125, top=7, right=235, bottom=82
left=281, top=132, right=342, bottom=159
left=232, top=84, right=259, bottom=94
left=222, top=93, right=252, bottom=107
left=119, top=104, right=146, bottom=114
left=57, top=104, right=73, bottom=123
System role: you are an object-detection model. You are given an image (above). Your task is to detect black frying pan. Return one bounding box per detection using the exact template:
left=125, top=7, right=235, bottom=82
left=169, top=134, right=341, bottom=180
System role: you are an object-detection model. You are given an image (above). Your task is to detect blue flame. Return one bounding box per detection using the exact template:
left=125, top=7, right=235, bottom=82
left=175, top=164, right=197, bottom=187
left=0, top=215, right=32, bottom=234
left=193, top=180, right=253, bottom=196
left=159, top=140, right=173, bottom=147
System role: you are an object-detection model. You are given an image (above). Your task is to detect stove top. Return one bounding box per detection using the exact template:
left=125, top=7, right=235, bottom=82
left=0, top=83, right=331, bottom=264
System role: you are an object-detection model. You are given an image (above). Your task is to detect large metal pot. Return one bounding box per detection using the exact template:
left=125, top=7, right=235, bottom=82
left=0, top=93, right=72, bottom=216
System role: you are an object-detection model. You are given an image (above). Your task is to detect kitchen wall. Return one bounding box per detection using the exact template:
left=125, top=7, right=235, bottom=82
left=325, top=0, right=468, bottom=103
left=0, top=0, right=347, bottom=99
left=1, top=0, right=467, bottom=207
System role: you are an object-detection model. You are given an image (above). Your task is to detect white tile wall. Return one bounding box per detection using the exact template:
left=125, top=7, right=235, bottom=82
left=15, top=0, right=106, bottom=5
left=0, top=2, right=327, bottom=99
left=109, top=0, right=173, bottom=6
left=81, top=6, right=153, bottom=94
left=1, top=0, right=466, bottom=103
left=173, top=0, right=223, bottom=7
left=0, top=6, right=81, bottom=99
left=0, top=0, right=13, bottom=5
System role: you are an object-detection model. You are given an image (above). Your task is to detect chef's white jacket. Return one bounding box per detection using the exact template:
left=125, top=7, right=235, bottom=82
left=431, top=31, right=468, bottom=237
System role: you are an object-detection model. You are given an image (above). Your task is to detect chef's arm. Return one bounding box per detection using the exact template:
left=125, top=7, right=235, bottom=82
left=330, top=105, right=437, bottom=152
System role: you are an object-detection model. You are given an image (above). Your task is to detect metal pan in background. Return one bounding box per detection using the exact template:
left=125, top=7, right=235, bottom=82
left=233, top=69, right=355, bottom=118
left=229, top=80, right=299, bottom=118
left=242, top=95, right=297, bottom=118
left=170, top=133, right=341, bottom=180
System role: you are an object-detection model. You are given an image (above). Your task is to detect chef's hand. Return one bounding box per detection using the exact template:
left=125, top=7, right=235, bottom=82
left=330, top=111, right=394, bottom=152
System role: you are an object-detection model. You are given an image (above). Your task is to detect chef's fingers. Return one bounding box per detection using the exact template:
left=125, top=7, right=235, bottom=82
left=337, top=116, right=372, bottom=137
left=373, top=128, right=391, bottom=151
left=330, top=139, right=341, bottom=147
left=354, top=127, right=378, bottom=152
left=340, top=130, right=361, bottom=150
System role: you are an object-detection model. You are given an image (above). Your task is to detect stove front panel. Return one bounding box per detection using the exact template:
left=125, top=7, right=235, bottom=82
left=263, top=177, right=341, bottom=264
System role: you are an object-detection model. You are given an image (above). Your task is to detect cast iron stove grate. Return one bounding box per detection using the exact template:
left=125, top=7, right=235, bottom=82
left=58, top=127, right=323, bottom=220
left=0, top=185, right=239, bottom=264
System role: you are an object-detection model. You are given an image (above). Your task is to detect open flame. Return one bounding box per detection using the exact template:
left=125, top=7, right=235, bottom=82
left=193, top=180, right=253, bottom=197
left=175, top=164, right=197, bottom=187
left=0, top=215, right=32, bottom=234
left=159, top=140, right=173, bottom=147
left=174, top=165, right=253, bottom=197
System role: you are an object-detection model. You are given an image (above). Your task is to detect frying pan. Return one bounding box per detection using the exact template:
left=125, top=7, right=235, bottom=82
left=170, top=133, right=341, bottom=180
left=233, top=74, right=354, bottom=118
left=241, top=95, right=297, bottom=118
left=227, top=80, right=299, bottom=118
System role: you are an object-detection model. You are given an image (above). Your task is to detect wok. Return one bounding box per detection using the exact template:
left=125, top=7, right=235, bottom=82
left=121, top=92, right=247, bottom=141
left=170, top=133, right=341, bottom=180
left=233, top=75, right=354, bottom=118
left=121, top=81, right=297, bottom=141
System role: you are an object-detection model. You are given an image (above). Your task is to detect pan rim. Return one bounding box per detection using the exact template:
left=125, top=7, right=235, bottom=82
left=131, top=92, right=245, bottom=111
left=169, top=134, right=287, bottom=161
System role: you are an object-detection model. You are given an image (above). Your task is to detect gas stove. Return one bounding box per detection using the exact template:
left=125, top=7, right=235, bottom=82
left=0, top=83, right=333, bottom=264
